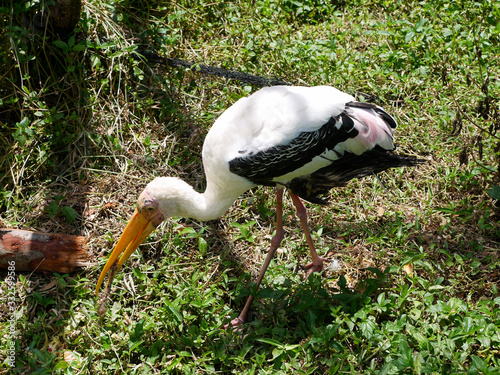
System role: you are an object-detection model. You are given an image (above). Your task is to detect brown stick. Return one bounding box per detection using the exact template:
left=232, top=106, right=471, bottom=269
left=0, top=229, right=93, bottom=273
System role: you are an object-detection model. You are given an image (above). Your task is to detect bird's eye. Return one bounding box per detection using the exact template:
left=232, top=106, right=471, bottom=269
left=146, top=206, right=155, bottom=212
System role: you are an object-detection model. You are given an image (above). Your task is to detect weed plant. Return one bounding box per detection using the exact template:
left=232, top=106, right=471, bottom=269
left=1, top=0, right=499, bottom=373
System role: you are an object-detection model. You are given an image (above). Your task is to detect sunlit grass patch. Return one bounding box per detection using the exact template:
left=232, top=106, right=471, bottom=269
left=0, top=0, right=499, bottom=373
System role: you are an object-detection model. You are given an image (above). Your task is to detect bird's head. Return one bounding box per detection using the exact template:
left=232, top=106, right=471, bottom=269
left=95, top=177, right=191, bottom=297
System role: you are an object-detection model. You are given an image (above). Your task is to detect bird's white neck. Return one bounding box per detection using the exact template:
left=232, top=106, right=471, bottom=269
left=184, top=183, right=242, bottom=221
left=148, top=177, right=246, bottom=222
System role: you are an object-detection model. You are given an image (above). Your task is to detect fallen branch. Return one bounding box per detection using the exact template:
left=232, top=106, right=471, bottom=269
left=134, top=49, right=292, bottom=87
left=0, top=229, right=93, bottom=273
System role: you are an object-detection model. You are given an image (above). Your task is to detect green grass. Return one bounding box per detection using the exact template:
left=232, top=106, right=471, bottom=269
left=1, top=0, right=500, bottom=373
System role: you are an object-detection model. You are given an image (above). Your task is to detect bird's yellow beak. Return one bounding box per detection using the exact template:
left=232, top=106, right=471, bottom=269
left=96, top=208, right=156, bottom=296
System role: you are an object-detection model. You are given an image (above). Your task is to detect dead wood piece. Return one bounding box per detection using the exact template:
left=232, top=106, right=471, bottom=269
left=0, top=229, right=93, bottom=273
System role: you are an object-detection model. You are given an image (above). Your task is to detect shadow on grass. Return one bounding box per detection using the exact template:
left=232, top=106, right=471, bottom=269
left=228, top=265, right=389, bottom=335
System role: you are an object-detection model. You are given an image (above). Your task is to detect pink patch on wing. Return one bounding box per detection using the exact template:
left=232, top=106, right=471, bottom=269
left=348, top=107, right=394, bottom=150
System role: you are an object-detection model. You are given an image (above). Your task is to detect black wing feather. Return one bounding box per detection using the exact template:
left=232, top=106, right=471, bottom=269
left=229, top=113, right=358, bottom=185
left=287, top=147, right=425, bottom=204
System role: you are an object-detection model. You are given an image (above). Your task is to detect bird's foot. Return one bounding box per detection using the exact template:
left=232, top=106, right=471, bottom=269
left=304, top=257, right=327, bottom=278
left=223, top=316, right=246, bottom=331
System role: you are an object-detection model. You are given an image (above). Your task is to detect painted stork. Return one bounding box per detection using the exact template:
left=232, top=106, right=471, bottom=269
left=96, top=85, right=423, bottom=327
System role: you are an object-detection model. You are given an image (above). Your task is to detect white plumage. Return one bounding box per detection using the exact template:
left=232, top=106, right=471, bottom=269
left=96, top=85, right=422, bottom=327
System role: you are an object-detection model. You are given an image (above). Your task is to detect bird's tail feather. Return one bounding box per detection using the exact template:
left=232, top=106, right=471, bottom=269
left=287, top=148, right=425, bottom=204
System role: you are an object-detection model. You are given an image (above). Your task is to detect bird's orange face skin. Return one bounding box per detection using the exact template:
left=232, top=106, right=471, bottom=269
left=96, top=191, right=164, bottom=297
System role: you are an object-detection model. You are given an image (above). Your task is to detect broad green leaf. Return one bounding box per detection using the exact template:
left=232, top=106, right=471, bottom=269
left=62, top=206, right=77, bottom=223
left=54, top=40, right=68, bottom=49
left=256, top=338, right=284, bottom=348
left=167, top=304, right=183, bottom=322
left=487, top=185, right=500, bottom=200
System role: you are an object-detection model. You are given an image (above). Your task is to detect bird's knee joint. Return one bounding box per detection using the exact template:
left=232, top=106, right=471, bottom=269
left=271, top=229, right=285, bottom=247
left=295, top=208, right=307, bottom=220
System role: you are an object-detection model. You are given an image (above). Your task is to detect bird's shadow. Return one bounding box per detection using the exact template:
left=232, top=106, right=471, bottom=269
left=228, top=266, right=390, bottom=337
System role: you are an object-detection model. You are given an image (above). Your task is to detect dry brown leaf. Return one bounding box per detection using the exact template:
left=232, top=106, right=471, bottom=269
left=377, top=206, right=386, bottom=218
left=403, top=263, right=414, bottom=276
left=41, top=279, right=58, bottom=291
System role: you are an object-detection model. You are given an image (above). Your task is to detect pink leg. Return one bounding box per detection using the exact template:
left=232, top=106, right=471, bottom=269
left=289, top=191, right=326, bottom=278
left=224, top=188, right=285, bottom=329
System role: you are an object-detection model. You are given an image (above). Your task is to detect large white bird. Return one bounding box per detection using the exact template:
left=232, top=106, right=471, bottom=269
left=96, top=86, right=422, bottom=327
